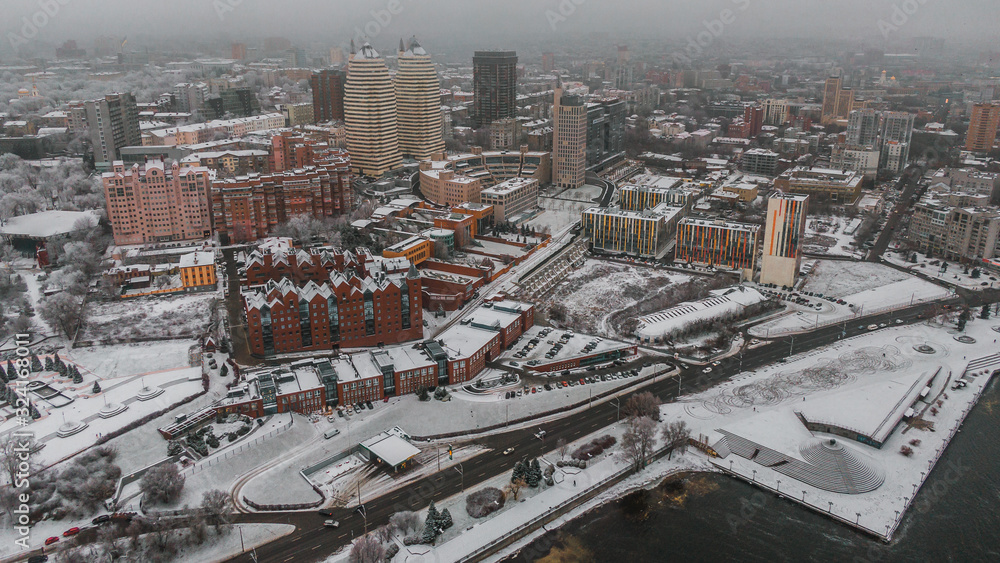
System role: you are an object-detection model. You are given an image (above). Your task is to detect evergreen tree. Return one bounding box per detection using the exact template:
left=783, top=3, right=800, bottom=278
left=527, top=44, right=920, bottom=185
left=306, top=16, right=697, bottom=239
left=0, top=363, right=7, bottom=383
left=29, top=354, right=41, bottom=373
left=439, top=508, right=453, bottom=530
left=72, top=370, right=84, bottom=384
left=44, top=356, right=53, bottom=371
left=528, top=458, right=542, bottom=488
left=511, top=461, right=526, bottom=483
left=92, top=381, right=102, bottom=394
left=981, top=306, right=991, bottom=320
left=30, top=405, right=40, bottom=419
left=421, top=516, right=438, bottom=544
left=426, top=501, right=440, bottom=530
left=5, top=361, right=14, bottom=380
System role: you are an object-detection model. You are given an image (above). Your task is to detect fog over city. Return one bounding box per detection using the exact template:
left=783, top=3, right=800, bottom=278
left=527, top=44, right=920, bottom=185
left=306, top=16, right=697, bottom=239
left=4, top=0, right=999, bottom=57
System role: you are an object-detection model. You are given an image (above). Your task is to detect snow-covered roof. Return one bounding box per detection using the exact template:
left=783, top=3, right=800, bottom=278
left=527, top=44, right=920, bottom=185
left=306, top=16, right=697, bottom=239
left=0, top=210, right=99, bottom=239
left=361, top=429, right=420, bottom=467
left=179, top=251, right=215, bottom=269
left=636, top=286, right=765, bottom=341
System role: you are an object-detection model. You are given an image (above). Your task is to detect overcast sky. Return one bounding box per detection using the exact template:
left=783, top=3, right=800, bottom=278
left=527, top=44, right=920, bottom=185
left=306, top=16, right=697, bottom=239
left=5, top=0, right=998, bottom=56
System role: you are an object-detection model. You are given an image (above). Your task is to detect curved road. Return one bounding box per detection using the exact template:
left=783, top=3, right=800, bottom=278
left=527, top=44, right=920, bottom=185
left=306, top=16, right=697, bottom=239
left=225, top=294, right=988, bottom=563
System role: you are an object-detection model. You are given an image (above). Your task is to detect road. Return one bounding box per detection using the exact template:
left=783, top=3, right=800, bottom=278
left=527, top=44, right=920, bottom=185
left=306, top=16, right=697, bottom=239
left=867, top=167, right=923, bottom=262
left=225, top=297, right=974, bottom=563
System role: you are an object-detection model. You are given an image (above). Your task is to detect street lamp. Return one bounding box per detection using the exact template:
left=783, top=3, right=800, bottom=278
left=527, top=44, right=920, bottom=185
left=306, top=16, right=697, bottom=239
left=455, top=463, right=464, bottom=492
left=752, top=469, right=756, bottom=482
left=828, top=501, right=833, bottom=513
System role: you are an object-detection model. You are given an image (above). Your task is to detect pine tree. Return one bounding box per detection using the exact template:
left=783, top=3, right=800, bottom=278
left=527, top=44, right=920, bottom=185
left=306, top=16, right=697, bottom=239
left=421, top=517, right=438, bottom=544
left=72, top=370, right=84, bottom=384
left=981, top=306, right=991, bottom=320
left=5, top=361, right=14, bottom=380
left=92, top=381, right=102, bottom=394
left=439, top=508, right=453, bottom=530
left=0, top=363, right=7, bottom=383
left=511, top=461, right=525, bottom=483
left=44, top=356, right=53, bottom=371
left=29, top=354, right=41, bottom=373
left=30, top=405, right=40, bottom=419
left=426, top=501, right=440, bottom=530
left=528, top=459, right=542, bottom=488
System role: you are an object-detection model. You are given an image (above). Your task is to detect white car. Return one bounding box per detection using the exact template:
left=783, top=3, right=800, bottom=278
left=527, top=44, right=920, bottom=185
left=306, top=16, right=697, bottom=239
left=703, top=367, right=713, bottom=374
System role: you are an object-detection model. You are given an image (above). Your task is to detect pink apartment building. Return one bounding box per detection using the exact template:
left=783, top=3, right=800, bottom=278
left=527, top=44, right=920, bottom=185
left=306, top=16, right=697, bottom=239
left=103, top=160, right=214, bottom=245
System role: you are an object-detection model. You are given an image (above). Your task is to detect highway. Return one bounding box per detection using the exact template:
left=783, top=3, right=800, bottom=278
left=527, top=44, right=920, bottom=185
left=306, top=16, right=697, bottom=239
left=225, top=296, right=977, bottom=563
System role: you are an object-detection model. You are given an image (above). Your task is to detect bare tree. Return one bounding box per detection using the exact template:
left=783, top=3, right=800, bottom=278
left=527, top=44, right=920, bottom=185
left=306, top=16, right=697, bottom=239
left=661, top=420, right=692, bottom=459
left=37, top=292, right=84, bottom=338
left=507, top=476, right=527, bottom=501
left=389, top=511, right=420, bottom=536
left=199, top=489, right=232, bottom=530
left=374, top=524, right=393, bottom=544
left=619, top=416, right=657, bottom=472
left=348, top=534, right=386, bottom=563
left=623, top=391, right=662, bottom=421
left=139, top=463, right=185, bottom=505
left=0, top=434, right=35, bottom=488
left=557, top=438, right=569, bottom=459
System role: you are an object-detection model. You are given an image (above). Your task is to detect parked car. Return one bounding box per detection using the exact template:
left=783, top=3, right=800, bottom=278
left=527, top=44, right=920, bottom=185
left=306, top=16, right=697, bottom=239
left=92, top=514, right=111, bottom=525
left=366, top=401, right=374, bottom=409
left=62, top=527, right=80, bottom=537
left=44, top=537, right=59, bottom=546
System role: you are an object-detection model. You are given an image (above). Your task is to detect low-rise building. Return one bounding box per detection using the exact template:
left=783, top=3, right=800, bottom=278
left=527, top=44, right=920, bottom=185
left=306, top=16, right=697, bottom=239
left=740, top=148, right=779, bottom=176
left=582, top=203, right=685, bottom=258
left=479, top=177, right=539, bottom=223
left=774, top=167, right=863, bottom=203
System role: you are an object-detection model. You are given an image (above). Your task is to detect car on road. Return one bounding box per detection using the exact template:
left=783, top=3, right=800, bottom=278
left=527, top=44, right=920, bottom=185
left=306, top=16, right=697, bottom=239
left=868, top=324, right=879, bottom=331
left=503, top=447, right=515, bottom=455
left=62, top=527, right=80, bottom=537
left=324, top=520, right=340, bottom=529
left=702, top=367, right=713, bottom=374
left=92, top=514, right=111, bottom=525
left=895, top=319, right=904, bottom=325
left=44, top=537, right=59, bottom=546
left=712, top=361, right=721, bottom=367
left=318, top=509, right=336, bottom=517
left=879, top=323, right=887, bottom=328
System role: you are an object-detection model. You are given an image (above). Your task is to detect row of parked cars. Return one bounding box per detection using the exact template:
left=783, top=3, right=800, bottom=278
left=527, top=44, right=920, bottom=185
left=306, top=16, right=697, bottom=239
left=41, top=512, right=135, bottom=550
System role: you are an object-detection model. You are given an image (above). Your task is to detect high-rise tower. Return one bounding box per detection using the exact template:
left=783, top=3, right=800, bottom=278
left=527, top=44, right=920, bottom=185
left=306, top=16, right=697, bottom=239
left=344, top=41, right=402, bottom=177
left=552, top=81, right=587, bottom=189
left=473, top=50, right=518, bottom=129
left=395, top=37, right=445, bottom=161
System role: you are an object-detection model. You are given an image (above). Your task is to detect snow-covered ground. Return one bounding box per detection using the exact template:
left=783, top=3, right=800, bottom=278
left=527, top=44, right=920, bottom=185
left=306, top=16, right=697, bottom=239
left=884, top=248, right=1000, bottom=291
left=545, top=259, right=692, bottom=336
left=524, top=197, right=590, bottom=235
left=671, top=319, right=1000, bottom=541
left=68, top=340, right=199, bottom=380
left=174, top=524, right=296, bottom=563
left=749, top=262, right=952, bottom=337
left=802, top=215, right=863, bottom=257
left=80, top=292, right=219, bottom=342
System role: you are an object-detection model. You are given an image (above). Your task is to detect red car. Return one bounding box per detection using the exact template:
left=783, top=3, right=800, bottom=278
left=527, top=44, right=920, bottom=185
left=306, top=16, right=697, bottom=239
left=62, top=527, right=80, bottom=537
left=45, top=536, right=59, bottom=545
left=579, top=379, right=585, bottom=385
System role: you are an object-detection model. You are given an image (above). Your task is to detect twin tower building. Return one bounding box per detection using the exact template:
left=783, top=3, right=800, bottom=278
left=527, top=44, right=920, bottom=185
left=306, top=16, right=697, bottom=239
left=345, top=38, right=445, bottom=177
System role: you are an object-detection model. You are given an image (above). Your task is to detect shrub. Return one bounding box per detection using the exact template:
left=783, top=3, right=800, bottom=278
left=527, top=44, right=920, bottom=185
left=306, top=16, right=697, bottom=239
left=571, top=435, right=616, bottom=461
left=140, top=464, right=185, bottom=505
left=465, top=487, right=505, bottom=519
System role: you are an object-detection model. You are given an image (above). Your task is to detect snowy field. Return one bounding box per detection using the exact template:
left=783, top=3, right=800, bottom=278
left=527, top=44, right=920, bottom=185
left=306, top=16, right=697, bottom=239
left=545, top=259, right=692, bottom=335
left=750, top=262, right=952, bottom=337
left=671, top=319, right=1000, bottom=541
left=68, top=339, right=199, bottom=380
left=523, top=197, right=590, bottom=235
left=174, top=524, right=296, bottom=563
left=802, top=215, right=862, bottom=257
left=884, top=249, right=1000, bottom=291
left=80, top=292, right=219, bottom=342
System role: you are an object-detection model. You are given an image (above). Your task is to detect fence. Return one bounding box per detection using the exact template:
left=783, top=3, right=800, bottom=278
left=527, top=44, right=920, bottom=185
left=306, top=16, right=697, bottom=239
left=180, top=417, right=294, bottom=477
left=242, top=496, right=324, bottom=512
left=459, top=442, right=686, bottom=562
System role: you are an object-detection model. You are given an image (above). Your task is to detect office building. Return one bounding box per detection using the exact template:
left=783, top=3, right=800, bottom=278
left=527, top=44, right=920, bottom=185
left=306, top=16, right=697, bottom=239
left=582, top=204, right=684, bottom=258
left=760, top=193, right=809, bottom=288
left=417, top=146, right=551, bottom=207
left=846, top=109, right=881, bottom=148
left=908, top=193, right=1000, bottom=262
left=473, top=50, right=518, bottom=128
left=586, top=98, right=626, bottom=171
left=965, top=102, right=1000, bottom=153
left=211, top=153, right=352, bottom=242
left=344, top=42, right=402, bottom=176
left=552, top=84, right=587, bottom=189
left=774, top=167, right=862, bottom=203
left=102, top=160, right=213, bottom=246
left=676, top=217, right=761, bottom=275
left=762, top=99, right=790, bottom=126
left=479, top=177, right=538, bottom=222
left=395, top=37, right=445, bottom=160
left=86, top=93, right=141, bottom=169
left=311, top=69, right=346, bottom=123
left=741, top=149, right=779, bottom=176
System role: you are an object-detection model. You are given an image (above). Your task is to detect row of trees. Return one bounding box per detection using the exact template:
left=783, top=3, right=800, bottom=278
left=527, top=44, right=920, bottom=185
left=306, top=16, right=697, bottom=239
left=619, top=392, right=691, bottom=472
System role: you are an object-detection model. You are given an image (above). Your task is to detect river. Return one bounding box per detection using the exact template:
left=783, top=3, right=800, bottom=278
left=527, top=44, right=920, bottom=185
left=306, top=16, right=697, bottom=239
left=506, top=377, right=1000, bottom=563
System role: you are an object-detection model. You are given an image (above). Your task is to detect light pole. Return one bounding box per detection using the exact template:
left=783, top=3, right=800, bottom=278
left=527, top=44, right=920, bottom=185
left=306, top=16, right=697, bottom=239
left=856, top=512, right=861, bottom=525
left=612, top=396, right=621, bottom=422
left=776, top=479, right=781, bottom=492
left=828, top=501, right=833, bottom=513
left=455, top=463, right=464, bottom=492
left=358, top=505, right=368, bottom=536
left=752, top=469, right=756, bottom=482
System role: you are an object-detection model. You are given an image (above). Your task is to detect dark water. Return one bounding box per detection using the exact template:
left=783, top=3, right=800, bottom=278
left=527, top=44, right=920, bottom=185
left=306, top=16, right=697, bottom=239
left=507, top=378, right=1000, bottom=563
